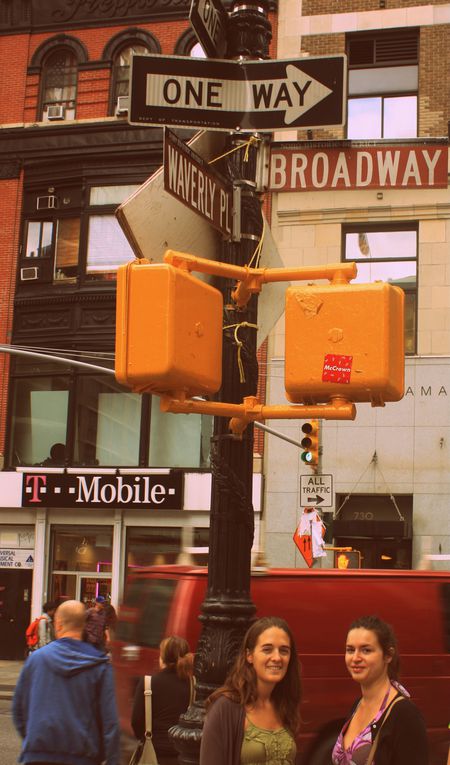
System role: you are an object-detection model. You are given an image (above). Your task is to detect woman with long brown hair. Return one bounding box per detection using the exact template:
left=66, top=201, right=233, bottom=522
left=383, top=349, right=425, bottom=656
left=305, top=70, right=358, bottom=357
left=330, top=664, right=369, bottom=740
left=332, top=615, right=428, bottom=765
left=200, top=616, right=302, bottom=765
left=131, top=635, right=193, bottom=765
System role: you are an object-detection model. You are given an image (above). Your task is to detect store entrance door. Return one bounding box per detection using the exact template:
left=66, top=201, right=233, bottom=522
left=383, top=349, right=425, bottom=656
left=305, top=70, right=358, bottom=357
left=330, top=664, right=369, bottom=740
left=0, top=569, right=32, bottom=659
left=78, top=576, right=111, bottom=607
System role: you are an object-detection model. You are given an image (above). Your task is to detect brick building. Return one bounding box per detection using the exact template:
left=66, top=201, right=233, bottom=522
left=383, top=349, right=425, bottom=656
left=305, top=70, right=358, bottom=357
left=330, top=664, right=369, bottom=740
left=264, top=0, right=450, bottom=570
left=0, top=0, right=274, bottom=658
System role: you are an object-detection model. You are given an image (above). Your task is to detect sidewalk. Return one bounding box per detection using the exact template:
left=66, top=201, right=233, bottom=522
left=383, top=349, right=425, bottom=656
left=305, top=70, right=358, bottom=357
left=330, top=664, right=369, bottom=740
left=0, top=660, right=24, bottom=701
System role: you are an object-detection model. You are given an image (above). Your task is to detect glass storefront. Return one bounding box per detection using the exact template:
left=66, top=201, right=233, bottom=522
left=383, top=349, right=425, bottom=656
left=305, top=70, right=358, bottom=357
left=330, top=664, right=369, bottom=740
left=49, top=528, right=112, bottom=605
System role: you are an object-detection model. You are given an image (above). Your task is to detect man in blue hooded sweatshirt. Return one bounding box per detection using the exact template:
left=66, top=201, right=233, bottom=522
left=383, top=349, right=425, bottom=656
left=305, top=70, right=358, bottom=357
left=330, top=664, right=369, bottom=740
left=13, top=599, right=120, bottom=765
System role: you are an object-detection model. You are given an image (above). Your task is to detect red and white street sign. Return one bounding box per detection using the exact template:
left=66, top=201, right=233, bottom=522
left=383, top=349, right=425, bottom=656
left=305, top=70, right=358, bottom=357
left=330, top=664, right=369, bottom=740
left=269, top=143, right=448, bottom=191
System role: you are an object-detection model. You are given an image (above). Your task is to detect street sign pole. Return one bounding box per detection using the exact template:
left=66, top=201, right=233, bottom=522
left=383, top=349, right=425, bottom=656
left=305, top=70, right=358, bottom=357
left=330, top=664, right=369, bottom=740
left=169, top=3, right=272, bottom=765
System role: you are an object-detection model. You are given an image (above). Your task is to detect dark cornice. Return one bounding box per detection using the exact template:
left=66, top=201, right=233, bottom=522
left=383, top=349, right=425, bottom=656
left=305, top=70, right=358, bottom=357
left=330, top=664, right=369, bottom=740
left=14, top=290, right=116, bottom=307
left=0, top=119, right=168, bottom=168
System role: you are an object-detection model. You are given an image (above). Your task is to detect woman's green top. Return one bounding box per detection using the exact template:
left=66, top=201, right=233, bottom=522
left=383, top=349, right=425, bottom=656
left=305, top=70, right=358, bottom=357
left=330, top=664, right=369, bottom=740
left=240, top=718, right=296, bottom=765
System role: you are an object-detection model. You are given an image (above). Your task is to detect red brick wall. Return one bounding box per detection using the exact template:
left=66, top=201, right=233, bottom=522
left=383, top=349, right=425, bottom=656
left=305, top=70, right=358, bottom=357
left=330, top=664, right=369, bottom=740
left=0, top=175, right=23, bottom=460
left=0, top=35, right=30, bottom=123
left=3, top=13, right=279, bottom=123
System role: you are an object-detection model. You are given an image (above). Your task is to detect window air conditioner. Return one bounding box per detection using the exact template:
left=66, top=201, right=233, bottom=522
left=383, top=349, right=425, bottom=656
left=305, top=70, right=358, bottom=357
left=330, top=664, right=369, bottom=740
left=37, top=195, right=58, bottom=210
left=47, top=104, right=65, bottom=120
left=21, top=266, right=39, bottom=281
left=116, top=96, right=129, bottom=116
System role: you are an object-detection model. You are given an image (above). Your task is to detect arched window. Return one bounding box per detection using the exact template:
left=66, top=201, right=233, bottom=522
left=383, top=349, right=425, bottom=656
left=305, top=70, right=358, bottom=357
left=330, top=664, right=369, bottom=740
left=175, top=28, right=206, bottom=58
left=41, top=49, right=77, bottom=121
left=112, top=43, right=149, bottom=113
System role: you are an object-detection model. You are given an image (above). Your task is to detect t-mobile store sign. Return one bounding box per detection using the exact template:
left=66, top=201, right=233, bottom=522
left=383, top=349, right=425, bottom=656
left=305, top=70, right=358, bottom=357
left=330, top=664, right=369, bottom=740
left=269, top=143, right=448, bottom=191
left=22, top=471, right=183, bottom=510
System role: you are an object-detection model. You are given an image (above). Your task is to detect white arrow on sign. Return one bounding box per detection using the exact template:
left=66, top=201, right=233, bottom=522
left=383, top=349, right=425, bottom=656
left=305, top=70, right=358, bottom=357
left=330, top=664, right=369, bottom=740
left=146, top=64, right=332, bottom=126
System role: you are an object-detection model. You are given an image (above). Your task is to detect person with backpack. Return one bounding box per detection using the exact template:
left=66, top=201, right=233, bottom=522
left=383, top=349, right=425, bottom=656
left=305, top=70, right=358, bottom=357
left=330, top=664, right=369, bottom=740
left=25, top=601, right=57, bottom=654
left=38, top=601, right=56, bottom=648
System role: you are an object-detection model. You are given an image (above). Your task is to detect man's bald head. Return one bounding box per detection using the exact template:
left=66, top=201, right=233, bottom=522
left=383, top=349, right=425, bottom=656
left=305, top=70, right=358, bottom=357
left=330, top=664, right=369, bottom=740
left=54, top=600, right=86, bottom=639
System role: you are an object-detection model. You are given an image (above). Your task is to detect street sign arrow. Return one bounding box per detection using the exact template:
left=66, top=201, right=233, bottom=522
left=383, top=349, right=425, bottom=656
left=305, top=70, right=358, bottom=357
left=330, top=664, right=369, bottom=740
left=129, top=54, right=346, bottom=132
left=307, top=495, right=325, bottom=504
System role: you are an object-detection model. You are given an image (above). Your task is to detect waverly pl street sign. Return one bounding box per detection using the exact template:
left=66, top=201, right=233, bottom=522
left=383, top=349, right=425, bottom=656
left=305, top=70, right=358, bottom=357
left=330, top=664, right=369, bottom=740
left=129, top=53, right=346, bottom=132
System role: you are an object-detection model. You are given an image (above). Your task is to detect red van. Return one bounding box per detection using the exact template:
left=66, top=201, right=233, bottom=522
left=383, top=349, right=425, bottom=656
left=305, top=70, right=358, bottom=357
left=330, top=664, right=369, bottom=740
left=111, top=565, right=450, bottom=765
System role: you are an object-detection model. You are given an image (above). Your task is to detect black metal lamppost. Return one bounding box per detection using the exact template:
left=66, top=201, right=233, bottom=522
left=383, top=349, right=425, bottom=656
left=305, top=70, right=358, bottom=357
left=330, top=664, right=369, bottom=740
left=170, top=2, right=272, bottom=763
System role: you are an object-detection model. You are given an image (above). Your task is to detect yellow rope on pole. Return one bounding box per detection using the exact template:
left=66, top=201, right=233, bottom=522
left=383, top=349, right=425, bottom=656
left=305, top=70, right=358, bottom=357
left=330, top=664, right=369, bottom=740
left=223, top=322, right=258, bottom=383
left=208, top=135, right=261, bottom=165
left=247, top=216, right=265, bottom=269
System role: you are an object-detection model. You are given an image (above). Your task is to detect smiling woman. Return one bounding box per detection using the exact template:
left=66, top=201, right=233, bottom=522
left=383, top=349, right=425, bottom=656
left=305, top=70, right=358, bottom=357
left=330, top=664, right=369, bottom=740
left=332, top=615, right=428, bottom=765
left=200, top=616, right=302, bottom=765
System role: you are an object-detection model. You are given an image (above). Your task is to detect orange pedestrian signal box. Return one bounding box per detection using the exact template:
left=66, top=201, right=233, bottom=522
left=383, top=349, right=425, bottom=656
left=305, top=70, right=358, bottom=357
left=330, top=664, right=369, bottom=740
left=285, top=282, right=404, bottom=407
left=334, top=550, right=361, bottom=569
left=115, top=260, right=223, bottom=397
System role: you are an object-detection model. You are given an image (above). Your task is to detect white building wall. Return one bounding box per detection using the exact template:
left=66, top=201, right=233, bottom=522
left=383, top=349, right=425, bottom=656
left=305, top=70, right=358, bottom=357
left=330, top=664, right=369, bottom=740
left=263, top=173, right=450, bottom=569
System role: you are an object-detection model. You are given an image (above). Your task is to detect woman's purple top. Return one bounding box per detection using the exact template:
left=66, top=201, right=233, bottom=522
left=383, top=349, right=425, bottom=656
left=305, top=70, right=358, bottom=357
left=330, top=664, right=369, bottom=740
left=332, top=685, right=402, bottom=765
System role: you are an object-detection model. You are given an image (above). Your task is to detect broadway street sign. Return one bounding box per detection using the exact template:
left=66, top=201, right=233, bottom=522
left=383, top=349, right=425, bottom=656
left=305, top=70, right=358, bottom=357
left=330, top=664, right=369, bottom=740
left=129, top=53, right=346, bottom=132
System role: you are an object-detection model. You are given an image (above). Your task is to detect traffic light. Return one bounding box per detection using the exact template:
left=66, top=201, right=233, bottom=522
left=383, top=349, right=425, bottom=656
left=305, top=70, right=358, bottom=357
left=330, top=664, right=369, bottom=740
left=300, top=419, right=319, bottom=471
left=115, top=260, right=223, bottom=397
left=334, top=550, right=361, bottom=569
left=285, top=281, right=404, bottom=406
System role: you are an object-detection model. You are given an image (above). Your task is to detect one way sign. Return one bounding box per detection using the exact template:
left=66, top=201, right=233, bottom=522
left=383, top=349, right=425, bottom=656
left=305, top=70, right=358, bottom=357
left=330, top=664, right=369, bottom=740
left=129, top=53, right=346, bottom=132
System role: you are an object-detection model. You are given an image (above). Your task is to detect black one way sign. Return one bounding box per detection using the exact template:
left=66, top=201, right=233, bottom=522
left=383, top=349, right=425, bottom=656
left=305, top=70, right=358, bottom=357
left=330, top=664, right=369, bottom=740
left=129, top=53, right=346, bottom=132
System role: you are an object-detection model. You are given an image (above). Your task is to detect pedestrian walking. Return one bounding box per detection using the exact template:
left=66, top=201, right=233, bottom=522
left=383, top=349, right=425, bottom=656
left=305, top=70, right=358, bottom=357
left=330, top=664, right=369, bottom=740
left=84, top=595, right=108, bottom=652
left=332, top=614, right=428, bottom=765
left=131, top=635, right=194, bottom=765
left=200, top=616, right=302, bottom=765
left=12, top=599, right=120, bottom=765
left=37, top=600, right=56, bottom=648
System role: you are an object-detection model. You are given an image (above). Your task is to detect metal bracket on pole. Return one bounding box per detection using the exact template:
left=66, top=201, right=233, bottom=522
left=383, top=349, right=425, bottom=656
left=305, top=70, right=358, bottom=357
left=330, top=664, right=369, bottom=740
left=255, top=136, right=271, bottom=193
left=232, top=184, right=242, bottom=241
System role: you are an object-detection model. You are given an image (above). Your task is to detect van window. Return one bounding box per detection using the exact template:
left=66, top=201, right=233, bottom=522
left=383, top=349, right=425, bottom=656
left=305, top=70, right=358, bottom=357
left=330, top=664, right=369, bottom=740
left=116, top=578, right=176, bottom=647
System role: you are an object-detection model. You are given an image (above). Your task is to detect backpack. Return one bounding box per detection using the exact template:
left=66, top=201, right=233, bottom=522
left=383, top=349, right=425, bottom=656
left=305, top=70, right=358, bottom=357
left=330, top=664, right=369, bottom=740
left=25, top=616, right=43, bottom=650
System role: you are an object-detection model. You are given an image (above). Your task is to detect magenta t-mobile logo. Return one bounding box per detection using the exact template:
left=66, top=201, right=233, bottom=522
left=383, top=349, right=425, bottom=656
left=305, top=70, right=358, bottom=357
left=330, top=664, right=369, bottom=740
left=25, top=474, right=47, bottom=503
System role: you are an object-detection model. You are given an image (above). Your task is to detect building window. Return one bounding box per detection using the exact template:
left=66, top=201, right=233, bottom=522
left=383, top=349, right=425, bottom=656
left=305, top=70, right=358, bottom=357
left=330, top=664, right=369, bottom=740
left=41, top=49, right=77, bottom=121
left=112, top=43, right=149, bottom=113
left=85, top=185, right=137, bottom=281
left=49, top=528, right=113, bottom=605
left=74, top=375, right=142, bottom=466
left=175, top=28, right=206, bottom=57
left=149, top=400, right=213, bottom=468
left=347, top=30, right=419, bottom=139
left=9, top=362, right=213, bottom=469
left=23, top=216, right=80, bottom=284
left=343, top=224, right=417, bottom=354
left=10, top=374, right=70, bottom=466
left=19, top=184, right=137, bottom=288
left=85, top=215, right=134, bottom=281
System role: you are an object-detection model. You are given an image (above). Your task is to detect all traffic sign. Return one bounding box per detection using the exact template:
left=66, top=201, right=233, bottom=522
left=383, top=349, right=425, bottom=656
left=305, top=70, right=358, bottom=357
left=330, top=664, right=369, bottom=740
left=129, top=54, right=346, bottom=132
left=300, top=473, right=333, bottom=508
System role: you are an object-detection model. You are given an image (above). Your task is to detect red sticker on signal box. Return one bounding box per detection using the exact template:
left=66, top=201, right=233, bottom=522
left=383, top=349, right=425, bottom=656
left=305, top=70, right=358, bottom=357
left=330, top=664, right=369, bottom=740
left=322, top=354, right=353, bottom=384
